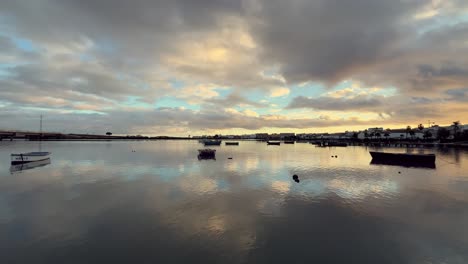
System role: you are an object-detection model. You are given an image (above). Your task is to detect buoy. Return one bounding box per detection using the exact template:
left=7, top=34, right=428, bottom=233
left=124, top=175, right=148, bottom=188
left=292, top=174, right=300, bottom=182
left=335, top=155, right=338, bottom=158
left=228, top=157, right=232, bottom=159
left=398, top=171, right=401, bottom=174
left=331, top=155, right=334, bottom=158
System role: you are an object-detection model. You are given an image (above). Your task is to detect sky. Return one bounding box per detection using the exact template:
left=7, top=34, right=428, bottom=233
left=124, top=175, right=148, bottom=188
left=1, top=0, right=468, bottom=136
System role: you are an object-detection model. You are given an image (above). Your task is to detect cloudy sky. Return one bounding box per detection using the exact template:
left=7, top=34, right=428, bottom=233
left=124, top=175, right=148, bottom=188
left=1, top=0, right=468, bottom=135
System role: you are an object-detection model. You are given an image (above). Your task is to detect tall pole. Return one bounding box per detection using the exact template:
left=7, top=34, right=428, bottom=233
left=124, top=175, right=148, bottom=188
left=40, top=115, right=43, bottom=138
left=39, top=115, right=43, bottom=151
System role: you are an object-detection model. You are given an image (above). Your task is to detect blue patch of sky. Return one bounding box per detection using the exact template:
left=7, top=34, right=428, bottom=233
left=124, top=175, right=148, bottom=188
left=0, top=64, right=14, bottom=79
left=289, top=82, right=326, bottom=99
left=154, top=96, right=199, bottom=110
left=12, top=37, right=36, bottom=52
left=417, top=14, right=468, bottom=35
left=0, top=31, right=38, bottom=52
left=215, top=87, right=232, bottom=98
left=169, top=79, right=185, bottom=90
left=122, top=96, right=153, bottom=108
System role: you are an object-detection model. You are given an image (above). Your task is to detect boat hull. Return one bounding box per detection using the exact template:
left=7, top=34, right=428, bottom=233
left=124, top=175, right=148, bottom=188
left=369, top=151, right=436, bottom=165
left=225, top=142, right=239, bottom=145
left=284, top=141, right=295, bottom=144
left=204, top=140, right=222, bottom=146
left=11, top=152, right=51, bottom=165
left=267, top=141, right=281, bottom=145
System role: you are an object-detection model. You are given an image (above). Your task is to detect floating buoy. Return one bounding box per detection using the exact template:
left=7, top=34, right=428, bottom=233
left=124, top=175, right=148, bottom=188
left=335, top=155, right=338, bottom=158
left=228, top=157, right=232, bottom=159
left=398, top=171, right=401, bottom=174
left=292, top=174, right=300, bottom=183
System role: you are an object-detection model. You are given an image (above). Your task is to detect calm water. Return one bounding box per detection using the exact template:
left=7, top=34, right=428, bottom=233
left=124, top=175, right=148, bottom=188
left=0, top=141, right=468, bottom=264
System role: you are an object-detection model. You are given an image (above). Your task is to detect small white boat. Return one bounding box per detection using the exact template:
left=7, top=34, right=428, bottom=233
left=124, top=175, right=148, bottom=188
left=11, top=152, right=51, bottom=165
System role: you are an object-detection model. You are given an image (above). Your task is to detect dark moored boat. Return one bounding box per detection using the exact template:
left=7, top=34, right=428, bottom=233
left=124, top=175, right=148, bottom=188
left=369, top=151, right=436, bottom=167
left=225, top=142, right=239, bottom=145
left=267, top=141, right=281, bottom=145
left=204, top=140, right=222, bottom=146
left=284, top=141, right=295, bottom=144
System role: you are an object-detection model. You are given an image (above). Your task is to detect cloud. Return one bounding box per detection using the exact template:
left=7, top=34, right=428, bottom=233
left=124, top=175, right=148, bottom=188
left=2, top=0, right=468, bottom=134
left=206, top=93, right=267, bottom=108
left=286, top=96, right=384, bottom=111
left=270, top=87, right=289, bottom=97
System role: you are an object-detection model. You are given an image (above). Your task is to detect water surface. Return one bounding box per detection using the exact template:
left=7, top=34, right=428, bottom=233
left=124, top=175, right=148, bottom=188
left=0, top=141, right=467, bottom=263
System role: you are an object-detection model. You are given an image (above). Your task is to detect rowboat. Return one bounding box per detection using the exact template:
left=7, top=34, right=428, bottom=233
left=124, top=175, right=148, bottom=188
left=204, top=140, right=222, bottom=146
left=369, top=151, right=436, bottom=165
left=225, top=142, right=239, bottom=145
left=11, top=152, right=51, bottom=165
left=267, top=141, right=281, bottom=145
left=284, top=141, right=295, bottom=144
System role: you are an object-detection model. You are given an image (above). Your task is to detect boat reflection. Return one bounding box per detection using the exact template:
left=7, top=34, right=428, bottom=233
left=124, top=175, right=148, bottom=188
left=370, top=158, right=436, bottom=169
left=10, top=158, right=51, bottom=173
left=197, top=155, right=216, bottom=161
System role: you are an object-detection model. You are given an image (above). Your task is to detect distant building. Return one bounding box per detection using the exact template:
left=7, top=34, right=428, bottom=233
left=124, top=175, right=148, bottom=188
left=255, top=133, right=268, bottom=139
left=279, top=133, right=295, bottom=139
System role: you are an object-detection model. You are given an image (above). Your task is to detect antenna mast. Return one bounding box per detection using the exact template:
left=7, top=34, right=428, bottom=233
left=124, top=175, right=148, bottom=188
left=40, top=115, right=43, bottom=140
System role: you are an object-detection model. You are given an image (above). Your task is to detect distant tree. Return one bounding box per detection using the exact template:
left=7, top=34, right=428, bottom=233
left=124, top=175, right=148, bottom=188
left=406, top=126, right=412, bottom=139
left=437, top=127, right=450, bottom=140
left=418, top=124, right=424, bottom=131
left=384, top=131, right=390, bottom=140
left=214, top=134, right=219, bottom=139
left=409, top=130, right=415, bottom=140
left=364, top=130, right=369, bottom=140
left=106, top=132, right=112, bottom=136
left=375, top=132, right=381, bottom=141
left=352, top=132, right=358, bottom=139
left=452, top=121, right=461, bottom=139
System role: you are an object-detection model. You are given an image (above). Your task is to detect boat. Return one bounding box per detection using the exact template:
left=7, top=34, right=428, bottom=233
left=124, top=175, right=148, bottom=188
left=284, top=141, right=295, bottom=144
left=11, top=115, right=51, bottom=165
left=369, top=151, right=436, bottom=165
left=10, top=158, right=51, bottom=173
left=11, top=152, right=51, bottom=165
left=225, top=142, right=239, bottom=145
left=267, top=141, right=281, bottom=145
left=204, top=140, right=222, bottom=146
